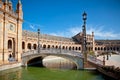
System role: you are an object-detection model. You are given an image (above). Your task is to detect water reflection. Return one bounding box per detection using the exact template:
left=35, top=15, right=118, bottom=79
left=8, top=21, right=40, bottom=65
left=0, top=67, right=22, bottom=80
left=0, top=67, right=105, bottom=80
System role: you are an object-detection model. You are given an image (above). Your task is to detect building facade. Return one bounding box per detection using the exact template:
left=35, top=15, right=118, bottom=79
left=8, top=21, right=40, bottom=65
left=0, top=0, right=23, bottom=64
left=0, top=0, right=120, bottom=65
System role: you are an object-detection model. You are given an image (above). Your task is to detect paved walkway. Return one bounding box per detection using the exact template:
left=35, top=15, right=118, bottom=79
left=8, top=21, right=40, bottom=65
left=0, top=62, right=21, bottom=71
left=97, top=54, right=120, bottom=68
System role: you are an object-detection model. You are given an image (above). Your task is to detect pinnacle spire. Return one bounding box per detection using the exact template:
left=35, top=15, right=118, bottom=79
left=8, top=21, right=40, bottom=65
left=8, top=0, right=12, bottom=4
left=5, top=0, right=8, bottom=3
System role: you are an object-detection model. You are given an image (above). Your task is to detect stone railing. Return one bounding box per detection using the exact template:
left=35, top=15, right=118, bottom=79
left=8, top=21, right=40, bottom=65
left=88, top=55, right=103, bottom=65
left=21, top=48, right=83, bottom=58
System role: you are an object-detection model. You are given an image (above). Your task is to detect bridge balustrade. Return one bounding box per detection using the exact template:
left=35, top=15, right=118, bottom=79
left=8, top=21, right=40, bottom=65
left=22, top=48, right=103, bottom=66
left=88, top=55, right=103, bottom=65
left=22, top=48, right=83, bottom=58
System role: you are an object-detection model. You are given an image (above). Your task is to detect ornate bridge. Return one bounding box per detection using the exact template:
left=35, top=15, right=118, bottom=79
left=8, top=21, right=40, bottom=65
left=21, top=49, right=103, bottom=69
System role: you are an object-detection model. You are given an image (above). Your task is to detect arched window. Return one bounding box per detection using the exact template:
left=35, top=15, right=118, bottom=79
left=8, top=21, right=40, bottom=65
left=8, top=40, right=12, bottom=49
left=110, top=47, right=112, bottom=50
left=27, top=43, right=31, bottom=49
left=62, top=46, right=65, bottom=49
left=117, top=47, right=119, bottom=51
left=33, top=44, right=37, bottom=50
left=72, top=47, right=74, bottom=50
left=22, top=42, right=25, bottom=49
left=52, top=45, right=54, bottom=48
left=79, top=47, right=81, bottom=50
left=43, top=45, right=46, bottom=49
left=104, top=47, right=106, bottom=51
left=56, top=46, right=58, bottom=49
left=69, top=46, right=71, bottom=50
left=48, top=45, right=50, bottom=49
left=113, top=47, right=115, bottom=51
left=95, top=47, right=97, bottom=51
left=101, top=47, right=103, bottom=50
left=98, top=47, right=100, bottom=50
left=75, top=47, right=77, bottom=50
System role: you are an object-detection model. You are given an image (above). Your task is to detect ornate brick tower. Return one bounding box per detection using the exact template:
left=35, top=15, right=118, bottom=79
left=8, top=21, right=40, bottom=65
left=0, top=0, right=23, bottom=64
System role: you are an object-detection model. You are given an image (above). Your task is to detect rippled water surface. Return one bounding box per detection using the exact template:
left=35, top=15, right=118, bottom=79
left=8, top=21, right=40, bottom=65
left=0, top=67, right=106, bottom=80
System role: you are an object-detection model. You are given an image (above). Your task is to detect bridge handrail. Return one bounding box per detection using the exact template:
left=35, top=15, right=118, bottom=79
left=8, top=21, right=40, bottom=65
left=21, top=48, right=83, bottom=58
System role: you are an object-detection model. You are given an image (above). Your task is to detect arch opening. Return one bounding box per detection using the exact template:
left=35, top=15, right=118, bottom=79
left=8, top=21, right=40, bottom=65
left=27, top=43, right=31, bottom=50
left=22, top=42, right=25, bottom=49
left=27, top=57, right=44, bottom=67
left=8, top=40, right=12, bottom=49
left=33, top=44, right=37, bottom=50
left=26, top=55, right=78, bottom=70
left=43, top=44, right=46, bottom=49
left=42, top=56, right=77, bottom=69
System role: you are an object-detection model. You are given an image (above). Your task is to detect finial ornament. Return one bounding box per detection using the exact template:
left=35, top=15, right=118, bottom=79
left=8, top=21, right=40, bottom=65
left=18, top=0, right=21, bottom=4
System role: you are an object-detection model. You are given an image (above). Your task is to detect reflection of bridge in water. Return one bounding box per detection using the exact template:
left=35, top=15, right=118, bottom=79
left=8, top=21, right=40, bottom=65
left=22, top=49, right=103, bottom=69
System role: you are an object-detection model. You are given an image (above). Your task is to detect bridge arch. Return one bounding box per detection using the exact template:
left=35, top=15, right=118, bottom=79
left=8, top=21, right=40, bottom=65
left=27, top=55, right=78, bottom=69
left=22, top=52, right=84, bottom=69
left=27, top=56, right=43, bottom=67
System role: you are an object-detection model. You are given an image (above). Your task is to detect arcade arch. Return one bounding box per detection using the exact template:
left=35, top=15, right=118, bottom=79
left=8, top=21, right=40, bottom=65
left=27, top=43, right=32, bottom=50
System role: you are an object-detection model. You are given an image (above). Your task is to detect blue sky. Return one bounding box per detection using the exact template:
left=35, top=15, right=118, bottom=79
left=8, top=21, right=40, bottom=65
left=13, top=0, right=120, bottom=39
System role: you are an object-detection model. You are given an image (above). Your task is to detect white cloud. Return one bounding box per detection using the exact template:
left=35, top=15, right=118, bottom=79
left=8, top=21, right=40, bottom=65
left=68, top=26, right=82, bottom=35
left=49, top=25, right=120, bottom=39
left=24, top=20, right=42, bottom=31
left=86, top=26, right=120, bottom=39
left=30, top=24, right=35, bottom=30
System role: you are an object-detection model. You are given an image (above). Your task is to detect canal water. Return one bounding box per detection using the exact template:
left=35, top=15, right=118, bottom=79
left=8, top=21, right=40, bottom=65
left=0, top=67, right=107, bottom=80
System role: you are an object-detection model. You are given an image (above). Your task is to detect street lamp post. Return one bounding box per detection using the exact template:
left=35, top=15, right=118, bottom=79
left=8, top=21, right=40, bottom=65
left=82, top=11, right=87, bottom=62
left=38, top=29, right=40, bottom=53
left=103, top=54, right=105, bottom=65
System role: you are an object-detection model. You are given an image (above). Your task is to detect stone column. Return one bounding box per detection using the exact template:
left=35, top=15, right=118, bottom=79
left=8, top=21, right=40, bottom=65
left=17, top=20, right=22, bottom=61
left=3, top=13, right=9, bottom=64
left=0, top=16, right=3, bottom=64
